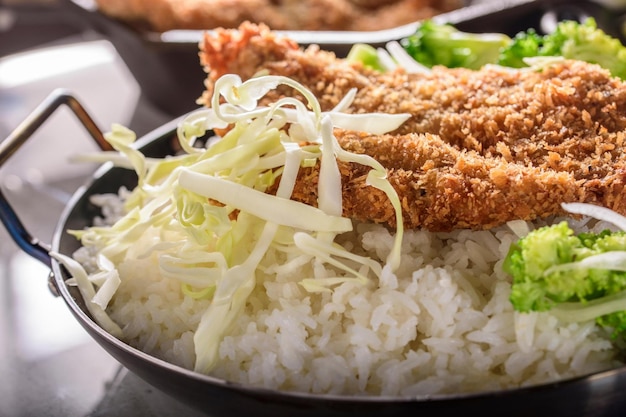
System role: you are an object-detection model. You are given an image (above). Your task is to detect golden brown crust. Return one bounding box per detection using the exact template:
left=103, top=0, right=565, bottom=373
left=200, top=23, right=626, bottom=231
left=94, top=0, right=461, bottom=32
left=283, top=131, right=625, bottom=232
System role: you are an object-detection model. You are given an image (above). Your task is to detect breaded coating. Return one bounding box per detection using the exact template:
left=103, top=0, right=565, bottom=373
left=305, top=131, right=625, bottom=231
left=200, top=23, right=626, bottom=231
left=94, top=0, right=460, bottom=32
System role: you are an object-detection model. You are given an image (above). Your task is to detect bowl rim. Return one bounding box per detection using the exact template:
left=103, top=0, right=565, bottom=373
left=48, top=114, right=626, bottom=406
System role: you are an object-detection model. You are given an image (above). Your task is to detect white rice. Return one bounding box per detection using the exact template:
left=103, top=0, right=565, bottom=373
left=73, top=193, right=624, bottom=397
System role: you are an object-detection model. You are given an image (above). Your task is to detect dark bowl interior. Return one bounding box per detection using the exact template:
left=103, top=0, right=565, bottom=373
left=49, top=117, right=626, bottom=417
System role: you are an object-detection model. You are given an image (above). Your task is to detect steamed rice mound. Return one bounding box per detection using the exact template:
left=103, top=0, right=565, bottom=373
left=85, top=211, right=622, bottom=396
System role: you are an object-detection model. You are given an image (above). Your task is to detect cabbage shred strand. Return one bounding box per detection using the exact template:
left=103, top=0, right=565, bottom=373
left=55, top=74, right=410, bottom=373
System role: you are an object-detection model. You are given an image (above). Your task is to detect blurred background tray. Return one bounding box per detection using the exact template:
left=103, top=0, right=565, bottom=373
left=58, top=0, right=625, bottom=117
left=2, top=0, right=625, bottom=141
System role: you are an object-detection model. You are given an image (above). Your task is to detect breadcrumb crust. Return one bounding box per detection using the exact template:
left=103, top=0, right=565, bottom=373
left=199, top=23, right=626, bottom=231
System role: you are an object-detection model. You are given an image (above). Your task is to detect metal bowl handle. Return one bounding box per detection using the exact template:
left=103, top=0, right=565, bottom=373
left=0, top=88, right=113, bottom=266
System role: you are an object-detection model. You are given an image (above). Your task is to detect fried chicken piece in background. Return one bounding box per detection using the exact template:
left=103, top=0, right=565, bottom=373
left=93, top=0, right=462, bottom=32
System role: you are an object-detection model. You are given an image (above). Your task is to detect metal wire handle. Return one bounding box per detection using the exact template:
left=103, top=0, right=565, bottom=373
left=0, top=88, right=112, bottom=266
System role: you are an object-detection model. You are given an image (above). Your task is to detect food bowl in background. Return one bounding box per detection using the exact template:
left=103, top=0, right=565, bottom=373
left=63, top=0, right=626, bottom=118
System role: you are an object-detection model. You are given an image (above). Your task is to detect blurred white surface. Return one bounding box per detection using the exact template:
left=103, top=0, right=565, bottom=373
left=0, top=31, right=203, bottom=417
left=0, top=39, right=140, bottom=184
left=9, top=251, right=90, bottom=362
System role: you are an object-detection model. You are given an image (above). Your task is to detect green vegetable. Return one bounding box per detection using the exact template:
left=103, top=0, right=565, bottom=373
left=499, top=18, right=626, bottom=79
left=347, top=18, right=626, bottom=79
left=400, top=20, right=511, bottom=69
left=496, top=28, right=544, bottom=68
left=504, top=203, right=626, bottom=339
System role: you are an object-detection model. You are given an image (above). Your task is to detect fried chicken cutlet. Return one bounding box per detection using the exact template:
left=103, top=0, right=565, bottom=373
left=198, top=22, right=626, bottom=232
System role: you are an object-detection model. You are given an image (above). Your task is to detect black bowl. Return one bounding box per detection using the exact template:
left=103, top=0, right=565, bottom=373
left=0, top=89, right=624, bottom=416
left=36, top=116, right=625, bottom=417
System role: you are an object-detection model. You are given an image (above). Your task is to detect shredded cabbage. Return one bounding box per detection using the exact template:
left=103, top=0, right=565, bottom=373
left=56, top=74, right=410, bottom=374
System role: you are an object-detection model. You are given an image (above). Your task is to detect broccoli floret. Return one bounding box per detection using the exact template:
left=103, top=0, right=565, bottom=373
left=497, top=28, right=543, bottom=68
left=504, top=221, right=626, bottom=339
left=498, top=18, right=626, bottom=79
left=400, top=20, right=511, bottom=69
left=505, top=221, right=592, bottom=311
